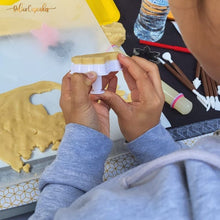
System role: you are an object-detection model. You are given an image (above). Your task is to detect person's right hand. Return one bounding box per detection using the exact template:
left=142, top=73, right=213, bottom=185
left=99, top=54, right=165, bottom=142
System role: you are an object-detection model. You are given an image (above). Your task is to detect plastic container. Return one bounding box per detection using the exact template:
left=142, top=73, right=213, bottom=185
left=0, top=0, right=19, bottom=5
left=134, top=0, right=169, bottom=42
left=86, top=0, right=120, bottom=25
left=167, top=11, right=174, bottom=20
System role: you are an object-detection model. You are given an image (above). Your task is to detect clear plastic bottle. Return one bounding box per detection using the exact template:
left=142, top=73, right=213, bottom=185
left=134, top=0, right=169, bottom=42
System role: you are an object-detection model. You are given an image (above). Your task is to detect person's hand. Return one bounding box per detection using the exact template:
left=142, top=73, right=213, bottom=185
left=100, top=54, right=165, bottom=142
left=60, top=71, right=117, bottom=137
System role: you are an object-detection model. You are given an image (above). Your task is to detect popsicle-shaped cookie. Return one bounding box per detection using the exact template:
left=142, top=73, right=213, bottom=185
left=71, top=51, right=121, bottom=94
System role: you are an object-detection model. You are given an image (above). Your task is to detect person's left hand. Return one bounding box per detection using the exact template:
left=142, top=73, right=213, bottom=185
left=60, top=71, right=117, bottom=137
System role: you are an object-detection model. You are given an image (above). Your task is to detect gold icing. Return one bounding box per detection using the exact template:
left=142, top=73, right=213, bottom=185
left=0, top=81, right=65, bottom=172
left=71, top=52, right=119, bottom=65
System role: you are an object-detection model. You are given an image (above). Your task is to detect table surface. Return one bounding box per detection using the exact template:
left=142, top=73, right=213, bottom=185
left=2, top=0, right=219, bottom=219
left=114, top=0, right=219, bottom=128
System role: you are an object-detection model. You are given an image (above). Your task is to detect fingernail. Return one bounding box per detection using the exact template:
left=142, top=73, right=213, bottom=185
left=67, top=72, right=72, bottom=77
left=120, top=53, right=128, bottom=57
left=87, top=71, right=96, bottom=79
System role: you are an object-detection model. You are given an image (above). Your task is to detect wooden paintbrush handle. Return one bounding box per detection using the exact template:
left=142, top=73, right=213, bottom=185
left=205, top=72, right=214, bottom=96
left=171, top=62, right=195, bottom=89
left=201, top=68, right=209, bottom=97
left=164, top=63, right=194, bottom=91
left=210, top=76, right=218, bottom=96
left=195, top=62, right=201, bottom=78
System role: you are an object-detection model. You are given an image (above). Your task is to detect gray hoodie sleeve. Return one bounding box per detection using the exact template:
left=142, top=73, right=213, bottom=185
left=29, top=123, right=112, bottom=220
left=127, top=123, right=187, bottom=164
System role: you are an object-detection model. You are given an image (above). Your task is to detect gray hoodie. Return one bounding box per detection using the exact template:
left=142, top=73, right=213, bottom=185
left=29, top=123, right=220, bottom=220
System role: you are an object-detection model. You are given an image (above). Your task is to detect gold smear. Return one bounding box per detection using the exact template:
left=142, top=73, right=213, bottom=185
left=51, top=140, right=61, bottom=151
left=72, top=52, right=119, bottom=65
left=0, top=81, right=65, bottom=172
left=101, top=22, right=126, bottom=47
left=116, top=88, right=125, bottom=97
left=23, top=163, right=31, bottom=173
left=125, top=93, right=132, bottom=102
left=116, top=86, right=131, bottom=102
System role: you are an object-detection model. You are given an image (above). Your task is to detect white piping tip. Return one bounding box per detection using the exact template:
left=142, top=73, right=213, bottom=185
left=193, top=89, right=208, bottom=108
left=205, top=97, right=211, bottom=111
left=210, top=96, right=215, bottom=109
left=218, top=85, right=220, bottom=96
left=196, top=95, right=208, bottom=109
left=192, top=78, right=201, bottom=89
left=162, top=52, right=173, bottom=63
left=157, top=57, right=165, bottom=65
left=192, top=89, right=207, bottom=106
left=215, top=97, right=220, bottom=111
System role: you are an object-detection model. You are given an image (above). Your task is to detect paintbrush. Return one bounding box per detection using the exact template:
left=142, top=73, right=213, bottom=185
left=162, top=52, right=194, bottom=89
left=193, top=62, right=202, bottom=89
left=158, top=57, right=194, bottom=90
left=205, top=73, right=215, bottom=109
left=216, top=82, right=220, bottom=95
left=200, top=68, right=211, bottom=111
left=210, top=76, right=220, bottom=110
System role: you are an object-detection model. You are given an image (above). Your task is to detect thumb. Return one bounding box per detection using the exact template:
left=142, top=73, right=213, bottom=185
left=71, top=72, right=97, bottom=105
left=100, top=91, right=128, bottom=118
left=84, top=71, right=97, bottom=93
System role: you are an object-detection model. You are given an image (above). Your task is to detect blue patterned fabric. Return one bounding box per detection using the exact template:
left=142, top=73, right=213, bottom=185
left=168, top=119, right=220, bottom=141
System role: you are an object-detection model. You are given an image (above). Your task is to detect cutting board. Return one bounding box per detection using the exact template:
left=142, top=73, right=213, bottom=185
left=0, top=0, right=113, bottom=93
left=0, top=0, right=171, bottom=180
left=0, top=0, right=114, bottom=172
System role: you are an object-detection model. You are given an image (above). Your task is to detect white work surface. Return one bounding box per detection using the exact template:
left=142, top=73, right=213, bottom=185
left=0, top=0, right=170, bottom=180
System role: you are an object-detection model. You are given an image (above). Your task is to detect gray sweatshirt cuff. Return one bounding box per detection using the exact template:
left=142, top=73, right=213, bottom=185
left=127, top=123, right=183, bottom=164
left=39, top=123, right=112, bottom=192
